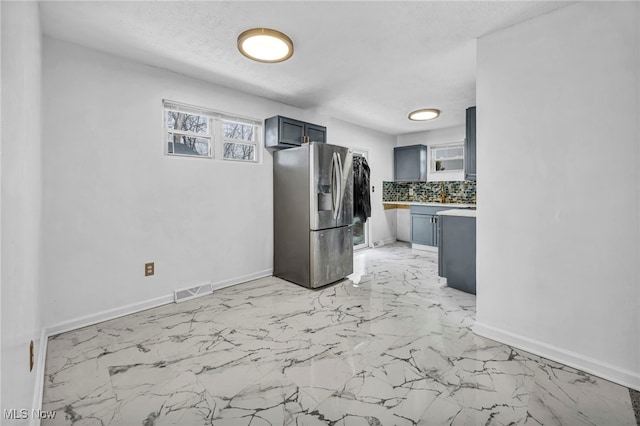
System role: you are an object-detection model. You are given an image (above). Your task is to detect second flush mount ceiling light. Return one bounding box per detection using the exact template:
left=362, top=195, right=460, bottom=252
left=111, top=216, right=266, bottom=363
left=408, top=108, right=441, bottom=121
left=237, top=28, right=294, bottom=63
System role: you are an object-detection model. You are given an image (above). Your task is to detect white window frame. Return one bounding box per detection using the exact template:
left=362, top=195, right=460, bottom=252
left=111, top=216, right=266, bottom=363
left=164, top=103, right=213, bottom=159
left=163, top=100, right=262, bottom=163
left=220, top=118, right=261, bottom=163
left=430, top=143, right=464, bottom=173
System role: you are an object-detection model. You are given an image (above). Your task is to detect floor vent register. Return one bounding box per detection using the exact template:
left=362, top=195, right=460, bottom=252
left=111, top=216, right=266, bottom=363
left=174, top=282, right=213, bottom=303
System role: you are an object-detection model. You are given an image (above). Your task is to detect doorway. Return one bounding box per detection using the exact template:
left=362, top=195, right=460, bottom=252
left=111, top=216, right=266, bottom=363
left=352, top=149, right=370, bottom=250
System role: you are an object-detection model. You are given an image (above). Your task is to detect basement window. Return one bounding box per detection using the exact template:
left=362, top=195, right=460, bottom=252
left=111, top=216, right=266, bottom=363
left=431, top=144, right=464, bottom=172
left=163, top=100, right=262, bottom=163
left=166, top=108, right=212, bottom=158
left=222, top=120, right=258, bottom=162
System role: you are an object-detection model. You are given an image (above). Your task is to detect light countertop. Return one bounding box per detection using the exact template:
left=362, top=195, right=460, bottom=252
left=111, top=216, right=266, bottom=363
left=437, top=209, right=477, bottom=218
left=382, top=201, right=475, bottom=208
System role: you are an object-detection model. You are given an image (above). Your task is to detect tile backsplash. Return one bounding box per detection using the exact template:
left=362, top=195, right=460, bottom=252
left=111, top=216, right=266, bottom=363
left=383, top=181, right=476, bottom=204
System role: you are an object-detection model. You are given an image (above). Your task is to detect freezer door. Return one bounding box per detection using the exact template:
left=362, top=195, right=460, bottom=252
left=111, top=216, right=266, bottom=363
left=309, top=226, right=354, bottom=288
left=310, top=143, right=354, bottom=230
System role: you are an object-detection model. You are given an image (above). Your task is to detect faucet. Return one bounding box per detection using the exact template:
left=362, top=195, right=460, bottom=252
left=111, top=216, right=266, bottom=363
left=439, top=182, right=447, bottom=203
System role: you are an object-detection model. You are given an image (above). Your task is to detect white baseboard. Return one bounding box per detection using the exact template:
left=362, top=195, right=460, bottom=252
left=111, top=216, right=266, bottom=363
left=373, top=238, right=397, bottom=247
left=45, top=268, right=273, bottom=338
left=46, top=293, right=175, bottom=338
left=473, top=321, right=640, bottom=391
left=35, top=268, right=274, bottom=415
left=411, top=243, right=438, bottom=252
left=210, top=268, right=272, bottom=292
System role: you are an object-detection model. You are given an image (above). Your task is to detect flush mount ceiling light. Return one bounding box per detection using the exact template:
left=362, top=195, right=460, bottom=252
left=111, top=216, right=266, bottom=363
left=408, top=108, right=441, bottom=121
left=237, top=28, right=294, bottom=63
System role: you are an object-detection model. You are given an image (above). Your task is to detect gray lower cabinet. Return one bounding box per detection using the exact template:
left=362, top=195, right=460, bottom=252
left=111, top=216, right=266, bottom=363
left=265, top=115, right=327, bottom=149
left=410, top=214, right=436, bottom=246
left=438, top=214, right=476, bottom=294
left=409, top=205, right=451, bottom=247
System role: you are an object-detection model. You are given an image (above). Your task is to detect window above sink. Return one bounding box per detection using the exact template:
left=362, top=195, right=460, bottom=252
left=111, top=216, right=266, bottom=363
left=431, top=143, right=464, bottom=173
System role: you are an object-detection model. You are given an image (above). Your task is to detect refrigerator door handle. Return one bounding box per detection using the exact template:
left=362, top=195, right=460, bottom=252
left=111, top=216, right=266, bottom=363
left=335, top=152, right=344, bottom=219
left=338, top=149, right=352, bottom=224
left=331, top=152, right=339, bottom=220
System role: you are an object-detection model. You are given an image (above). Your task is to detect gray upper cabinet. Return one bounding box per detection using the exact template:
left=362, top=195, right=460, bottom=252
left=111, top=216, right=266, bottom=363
left=277, top=116, right=305, bottom=146
left=464, top=106, right=476, bottom=181
left=394, top=144, right=428, bottom=182
left=305, top=123, right=327, bottom=144
left=265, top=115, right=327, bottom=149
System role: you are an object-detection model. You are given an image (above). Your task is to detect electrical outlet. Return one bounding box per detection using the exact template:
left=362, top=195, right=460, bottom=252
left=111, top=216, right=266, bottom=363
left=145, top=262, right=155, bottom=276
left=30, top=340, right=34, bottom=372
left=409, top=187, right=414, bottom=196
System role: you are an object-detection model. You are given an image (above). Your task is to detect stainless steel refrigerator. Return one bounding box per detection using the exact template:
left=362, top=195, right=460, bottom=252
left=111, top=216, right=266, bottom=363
left=273, top=142, right=354, bottom=288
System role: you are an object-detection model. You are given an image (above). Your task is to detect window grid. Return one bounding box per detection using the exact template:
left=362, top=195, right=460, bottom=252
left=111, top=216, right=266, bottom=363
left=221, top=119, right=259, bottom=163
left=163, top=100, right=262, bottom=163
left=431, top=144, right=464, bottom=173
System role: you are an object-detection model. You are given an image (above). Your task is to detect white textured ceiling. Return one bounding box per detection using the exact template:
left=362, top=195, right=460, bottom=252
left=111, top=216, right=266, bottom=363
left=39, top=1, right=573, bottom=135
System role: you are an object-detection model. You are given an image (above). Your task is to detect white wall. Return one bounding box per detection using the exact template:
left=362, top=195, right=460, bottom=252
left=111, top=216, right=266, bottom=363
left=329, top=118, right=397, bottom=246
left=475, top=2, right=640, bottom=390
left=396, top=209, right=410, bottom=242
left=43, top=38, right=294, bottom=328
left=1, top=1, right=43, bottom=419
left=42, top=38, right=398, bottom=329
left=397, top=125, right=464, bottom=147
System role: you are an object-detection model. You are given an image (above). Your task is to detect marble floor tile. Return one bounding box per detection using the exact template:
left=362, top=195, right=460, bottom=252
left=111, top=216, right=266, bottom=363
left=41, top=242, right=637, bottom=425
left=110, top=367, right=215, bottom=425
